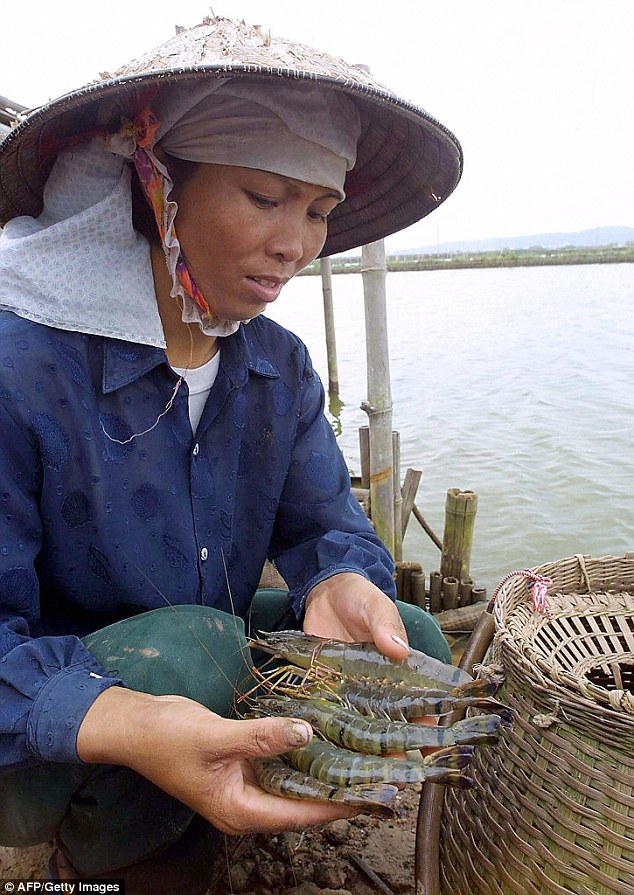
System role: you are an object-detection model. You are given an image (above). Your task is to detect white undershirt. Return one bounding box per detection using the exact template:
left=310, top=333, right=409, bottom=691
left=171, top=350, right=221, bottom=434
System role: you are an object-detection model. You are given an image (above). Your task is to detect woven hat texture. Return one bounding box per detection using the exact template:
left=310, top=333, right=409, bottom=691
left=0, top=17, right=462, bottom=255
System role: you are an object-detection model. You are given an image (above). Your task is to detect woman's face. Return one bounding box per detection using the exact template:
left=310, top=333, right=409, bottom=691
left=170, top=163, right=341, bottom=320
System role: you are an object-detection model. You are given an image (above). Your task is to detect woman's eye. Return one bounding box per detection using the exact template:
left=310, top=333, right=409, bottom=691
left=247, top=192, right=277, bottom=208
left=308, top=210, right=329, bottom=223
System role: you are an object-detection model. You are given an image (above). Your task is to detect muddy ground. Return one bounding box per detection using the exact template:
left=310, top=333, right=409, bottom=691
left=0, top=783, right=423, bottom=894
left=209, top=784, right=423, bottom=895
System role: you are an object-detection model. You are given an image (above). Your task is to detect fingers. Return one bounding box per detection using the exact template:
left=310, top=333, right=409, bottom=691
left=208, top=714, right=313, bottom=760
left=363, top=600, right=410, bottom=660
left=215, top=778, right=358, bottom=835
left=305, top=574, right=411, bottom=661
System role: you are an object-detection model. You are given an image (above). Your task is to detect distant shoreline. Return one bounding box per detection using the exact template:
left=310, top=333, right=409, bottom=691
left=299, top=244, right=634, bottom=275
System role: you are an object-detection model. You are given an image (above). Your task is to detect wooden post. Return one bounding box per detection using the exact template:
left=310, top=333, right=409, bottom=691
left=410, top=569, right=426, bottom=610
left=392, top=431, right=403, bottom=561
left=441, top=577, right=459, bottom=610
left=459, top=577, right=474, bottom=607
left=429, top=571, right=443, bottom=614
left=361, top=239, right=395, bottom=556
left=401, top=469, right=422, bottom=537
left=359, top=427, right=370, bottom=489
left=320, top=257, right=339, bottom=396
left=440, top=488, right=478, bottom=581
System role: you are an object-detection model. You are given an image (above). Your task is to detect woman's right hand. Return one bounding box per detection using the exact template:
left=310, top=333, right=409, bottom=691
left=76, top=686, right=356, bottom=834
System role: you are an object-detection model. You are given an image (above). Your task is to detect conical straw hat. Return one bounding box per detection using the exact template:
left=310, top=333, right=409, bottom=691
left=0, top=17, right=462, bottom=256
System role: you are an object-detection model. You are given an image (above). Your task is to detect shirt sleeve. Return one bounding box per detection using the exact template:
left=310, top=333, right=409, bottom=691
left=0, top=402, right=122, bottom=771
left=268, top=346, right=396, bottom=615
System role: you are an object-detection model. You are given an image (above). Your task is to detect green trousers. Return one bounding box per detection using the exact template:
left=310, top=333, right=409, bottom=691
left=0, top=590, right=450, bottom=875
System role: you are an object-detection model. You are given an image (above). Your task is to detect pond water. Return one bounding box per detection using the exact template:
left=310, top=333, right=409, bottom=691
left=265, top=263, right=634, bottom=591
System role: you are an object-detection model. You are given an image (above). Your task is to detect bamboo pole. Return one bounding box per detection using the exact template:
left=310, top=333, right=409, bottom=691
left=416, top=609, right=496, bottom=895
left=410, top=570, right=426, bottom=610
left=459, top=577, right=474, bottom=607
left=412, top=504, right=443, bottom=550
left=395, top=561, right=422, bottom=604
left=359, top=426, right=370, bottom=489
left=392, top=431, right=403, bottom=561
left=361, top=239, right=395, bottom=556
left=429, top=571, right=443, bottom=614
left=328, top=391, right=344, bottom=438
left=441, top=577, right=459, bottom=610
left=319, top=257, right=339, bottom=396
left=440, top=488, right=478, bottom=581
left=434, top=601, right=486, bottom=633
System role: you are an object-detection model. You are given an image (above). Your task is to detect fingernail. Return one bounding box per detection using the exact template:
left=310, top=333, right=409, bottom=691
left=392, top=634, right=410, bottom=653
left=286, top=722, right=311, bottom=747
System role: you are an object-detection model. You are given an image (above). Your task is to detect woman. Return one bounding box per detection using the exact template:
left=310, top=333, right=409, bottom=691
left=0, top=18, right=462, bottom=891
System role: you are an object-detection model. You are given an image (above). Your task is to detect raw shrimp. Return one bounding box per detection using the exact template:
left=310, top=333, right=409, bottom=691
left=252, top=757, right=399, bottom=817
left=285, top=738, right=475, bottom=787
left=248, top=631, right=474, bottom=691
left=257, top=695, right=504, bottom=752
left=313, top=677, right=514, bottom=725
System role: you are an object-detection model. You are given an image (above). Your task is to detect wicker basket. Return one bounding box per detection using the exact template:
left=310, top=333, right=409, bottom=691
left=423, top=552, right=634, bottom=895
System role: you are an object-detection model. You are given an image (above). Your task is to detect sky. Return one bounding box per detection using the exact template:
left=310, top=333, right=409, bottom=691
left=2, top=0, right=634, bottom=251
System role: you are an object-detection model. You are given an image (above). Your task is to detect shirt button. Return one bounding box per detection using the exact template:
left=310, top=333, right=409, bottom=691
left=193, top=443, right=199, bottom=456
left=200, top=547, right=208, bottom=561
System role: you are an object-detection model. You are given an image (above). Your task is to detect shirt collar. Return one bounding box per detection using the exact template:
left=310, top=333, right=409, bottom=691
left=101, top=320, right=280, bottom=393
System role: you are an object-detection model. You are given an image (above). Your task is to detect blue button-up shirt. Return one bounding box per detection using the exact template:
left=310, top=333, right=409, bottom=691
left=0, top=310, right=395, bottom=770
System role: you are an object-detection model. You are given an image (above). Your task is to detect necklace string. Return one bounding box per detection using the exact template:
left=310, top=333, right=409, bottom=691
left=101, top=305, right=199, bottom=446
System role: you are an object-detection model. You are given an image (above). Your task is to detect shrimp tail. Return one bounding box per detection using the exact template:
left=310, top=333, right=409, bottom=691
left=425, top=744, right=476, bottom=770
left=481, top=701, right=515, bottom=728
left=450, top=713, right=504, bottom=744
left=451, top=677, right=503, bottom=698
left=424, top=765, right=474, bottom=789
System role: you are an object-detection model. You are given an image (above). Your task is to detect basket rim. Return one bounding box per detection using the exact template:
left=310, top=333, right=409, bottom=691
left=491, top=552, right=634, bottom=715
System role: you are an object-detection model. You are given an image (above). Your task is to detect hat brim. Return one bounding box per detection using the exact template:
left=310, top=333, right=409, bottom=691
left=0, top=29, right=462, bottom=256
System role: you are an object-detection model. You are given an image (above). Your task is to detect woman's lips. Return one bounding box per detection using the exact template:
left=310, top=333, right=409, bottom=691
left=245, top=275, right=286, bottom=303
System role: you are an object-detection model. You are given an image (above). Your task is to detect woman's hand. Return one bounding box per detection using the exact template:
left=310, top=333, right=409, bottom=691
left=304, top=574, right=441, bottom=748
left=76, top=686, right=356, bottom=834
left=303, top=572, right=409, bottom=661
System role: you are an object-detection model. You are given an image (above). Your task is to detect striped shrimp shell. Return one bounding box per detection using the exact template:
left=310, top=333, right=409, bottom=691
left=249, top=631, right=473, bottom=691
left=257, top=695, right=504, bottom=752
left=252, top=757, right=398, bottom=817
left=285, top=738, right=475, bottom=788
left=316, top=677, right=514, bottom=725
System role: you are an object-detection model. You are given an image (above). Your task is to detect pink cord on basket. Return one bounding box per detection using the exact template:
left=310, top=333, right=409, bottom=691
left=488, top=570, right=553, bottom=617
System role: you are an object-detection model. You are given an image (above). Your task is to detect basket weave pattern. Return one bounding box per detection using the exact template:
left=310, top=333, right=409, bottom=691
left=439, top=553, right=634, bottom=895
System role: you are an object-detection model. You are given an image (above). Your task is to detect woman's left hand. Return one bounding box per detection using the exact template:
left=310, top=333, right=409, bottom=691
left=303, top=572, right=409, bottom=661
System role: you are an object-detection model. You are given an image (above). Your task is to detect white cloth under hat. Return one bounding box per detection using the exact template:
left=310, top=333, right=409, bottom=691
left=158, top=81, right=360, bottom=199
left=0, top=79, right=361, bottom=347
left=0, top=141, right=166, bottom=346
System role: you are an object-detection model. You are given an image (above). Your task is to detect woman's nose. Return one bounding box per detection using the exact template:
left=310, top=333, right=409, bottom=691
left=265, top=220, right=306, bottom=264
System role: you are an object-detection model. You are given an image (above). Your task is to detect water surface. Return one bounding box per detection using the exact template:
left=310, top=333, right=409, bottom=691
left=266, top=264, right=633, bottom=591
